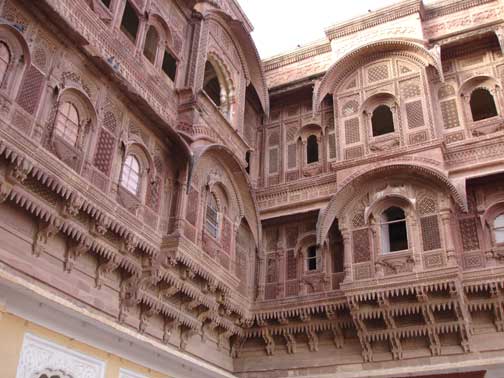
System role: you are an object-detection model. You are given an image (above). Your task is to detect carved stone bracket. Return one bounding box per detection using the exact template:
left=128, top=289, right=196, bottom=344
left=139, top=306, right=159, bottom=334
left=33, top=218, right=62, bottom=257
left=263, top=330, right=275, bottom=356
left=163, top=318, right=180, bottom=344
left=95, top=254, right=121, bottom=289
left=283, top=332, right=296, bottom=354
left=64, top=237, right=92, bottom=273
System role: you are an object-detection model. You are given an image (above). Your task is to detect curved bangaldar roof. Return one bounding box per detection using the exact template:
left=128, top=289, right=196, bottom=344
left=192, top=0, right=270, bottom=116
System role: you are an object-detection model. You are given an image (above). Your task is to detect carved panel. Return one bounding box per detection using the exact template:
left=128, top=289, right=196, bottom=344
left=353, top=228, right=370, bottom=263
left=185, top=188, right=199, bottom=226
left=405, top=100, right=425, bottom=129
left=286, top=249, right=297, bottom=280
left=423, top=252, right=444, bottom=269
left=344, top=118, right=360, bottom=144
left=15, top=333, right=106, bottom=378
left=354, top=263, right=372, bottom=280
left=459, top=218, right=480, bottom=251
left=17, top=65, right=45, bottom=115
left=345, top=146, right=364, bottom=160
left=93, top=129, right=115, bottom=175
left=440, top=99, right=460, bottom=129
left=421, top=215, right=442, bottom=251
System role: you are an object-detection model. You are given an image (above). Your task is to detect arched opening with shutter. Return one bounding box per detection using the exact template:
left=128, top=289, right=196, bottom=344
left=371, top=105, right=394, bottom=136
left=143, top=25, right=159, bottom=64
left=306, top=135, right=319, bottom=164
left=470, top=88, right=498, bottom=121
left=203, top=60, right=222, bottom=106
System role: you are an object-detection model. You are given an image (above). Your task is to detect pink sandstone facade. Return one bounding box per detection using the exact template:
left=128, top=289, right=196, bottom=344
left=1, top=0, right=504, bottom=377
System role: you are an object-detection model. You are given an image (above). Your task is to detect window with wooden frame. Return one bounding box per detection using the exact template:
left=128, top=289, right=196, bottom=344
left=380, top=207, right=408, bottom=253
left=54, top=101, right=80, bottom=146
left=307, top=245, right=318, bottom=271
left=120, top=154, right=141, bottom=195
left=494, top=214, right=504, bottom=244
left=206, top=193, right=220, bottom=238
left=120, top=1, right=139, bottom=42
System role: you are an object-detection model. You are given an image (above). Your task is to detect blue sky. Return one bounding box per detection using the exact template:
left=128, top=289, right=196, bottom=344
left=238, top=0, right=404, bottom=58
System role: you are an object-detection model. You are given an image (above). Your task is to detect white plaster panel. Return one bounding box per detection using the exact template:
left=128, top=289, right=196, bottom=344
left=15, top=333, right=106, bottom=378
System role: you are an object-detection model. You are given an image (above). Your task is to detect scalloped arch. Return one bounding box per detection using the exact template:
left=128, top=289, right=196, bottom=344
left=202, top=10, right=269, bottom=115
left=316, top=162, right=467, bottom=245
left=314, top=39, right=443, bottom=112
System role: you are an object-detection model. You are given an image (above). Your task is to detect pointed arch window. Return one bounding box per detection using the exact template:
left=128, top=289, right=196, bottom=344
left=306, top=135, right=319, bottom=164
left=206, top=193, right=220, bottom=238
left=121, top=155, right=141, bottom=194
left=381, top=207, right=408, bottom=253
left=371, top=105, right=394, bottom=136
left=494, top=214, right=504, bottom=244
left=0, top=42, right=10, bottom=85
left=54, top=101, right=80, bottom=146
left=470, top=88, right=498, bottom=121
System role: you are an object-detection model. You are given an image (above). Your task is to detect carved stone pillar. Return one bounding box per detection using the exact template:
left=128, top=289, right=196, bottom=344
left=256, top=255, right=265, bottom=300
left=406, top=212, right=421, bottom=272
left=341, top=228, right=353, bottom=283
left=440, top=209, right=457, bottom=266
left=173, top=179, right=188, bottom=236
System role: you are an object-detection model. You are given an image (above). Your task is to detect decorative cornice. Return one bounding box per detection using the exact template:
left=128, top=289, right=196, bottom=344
left=324, top=0, right=422, bottom=40
left=263, top=42, right=331, bottom=72
left=424, top=0, right=497, bottom=20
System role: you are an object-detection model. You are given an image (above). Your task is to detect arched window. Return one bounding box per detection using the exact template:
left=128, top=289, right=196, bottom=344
left=206, top=193, right=219, bottom=238
left=306, top=135, right=319, bottom=164
left=470, top=88, right=498, bottom=121
left=203, top=61, right=221, bottom=106
left=121, top=155, right=141, bottom=194
left=494, top=214, right=504, bottom=244
left=54, top=101, right=80, bottom=146
left=371, top=105, right=394, bottom=137
left=0, top=42, right=10, bottom=85
left=381, top=207, right=408, bottom=253
left=307, top=245, right=318, bottom=271
left=143, top=26, right=159, bottom=64
left=120, top=1, right=139, bottom=42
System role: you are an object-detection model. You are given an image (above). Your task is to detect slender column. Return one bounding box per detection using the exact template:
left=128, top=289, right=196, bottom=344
left=341, top=228, right=353, bottom=283
left=440, top=209, right=457, bottom=266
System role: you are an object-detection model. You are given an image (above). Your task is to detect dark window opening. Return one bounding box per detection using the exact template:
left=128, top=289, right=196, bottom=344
left=306, top=135, right=319, bottom=164
left=470, top=88, right=498, bottom=121
left=307, top=245, right=318, bottom=271
left=203, top=61, right=221, bottom=106
left=371, top=105, right=394, bottom=137
left=143, top=26, right=159, bottom=64
left=120, top=2, right=139, bottom=42
left=245, top=151, right=251, bottom=174
left=101, top=0, right=111, bottom=7
left=381, top=207, right=408, bottom=253
left=162, top=50, right=177, bottom=81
